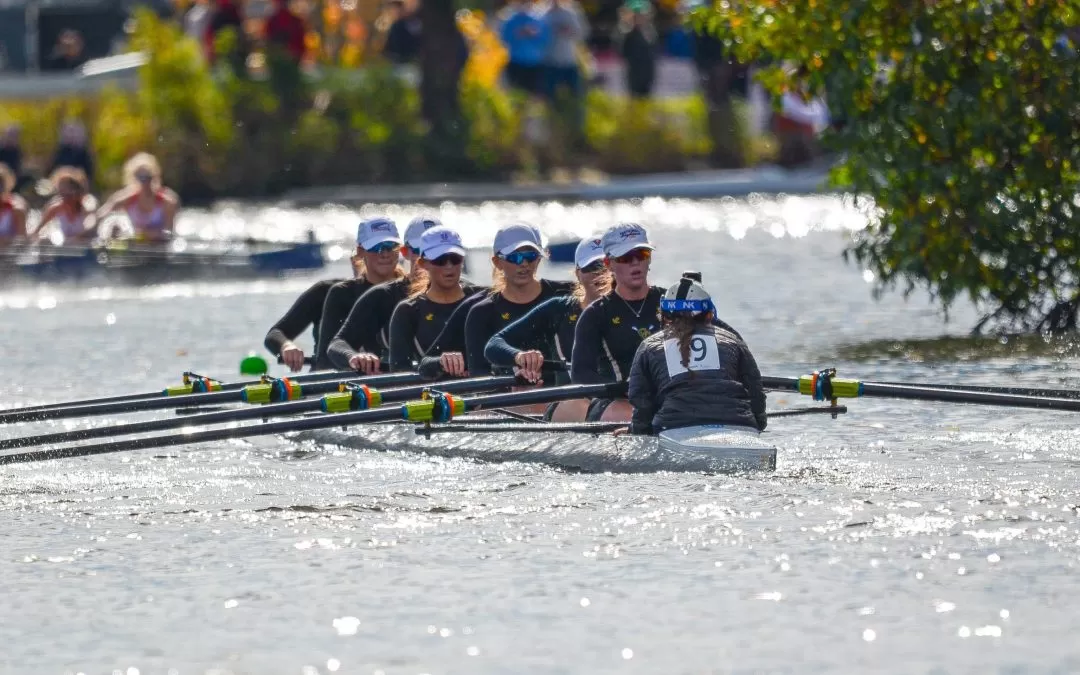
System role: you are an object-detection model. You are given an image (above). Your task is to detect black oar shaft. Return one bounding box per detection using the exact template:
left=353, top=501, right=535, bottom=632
left=870, top=380, right=1080, bottom=399
left=0, top=373, right=422, bottom=425
left=4, top=370, right=358, bottom=416
left=0, top=376, right=514, bottom=451
left=0, top=382, right=620, bottom=465
left=763, top=376, right=1080, bottom=412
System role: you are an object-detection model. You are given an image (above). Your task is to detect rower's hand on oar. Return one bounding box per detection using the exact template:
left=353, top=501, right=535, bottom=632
left=349, top=352, right=382, bottom=375
left=611, top=426, right=630, bottom=437
left=439, top=352, right=468, bottom=378
left=514, top=350, right=545, bottom=383
left=280, top=343, right=307, bottom=372
left=512, top=367, right=543, bottom=385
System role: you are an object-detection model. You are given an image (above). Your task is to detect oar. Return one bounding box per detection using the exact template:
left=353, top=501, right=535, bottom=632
left=4, top=368, right=355, bottom=417
left=0, top=375, right=516, bottom=451
left=0, top=382, right=627, bottom=465
left=0, top=372, right=424, bottom=425
left=765, top=373, right=1080, bottom=412
left=867, top=380, right=1080, bottom=399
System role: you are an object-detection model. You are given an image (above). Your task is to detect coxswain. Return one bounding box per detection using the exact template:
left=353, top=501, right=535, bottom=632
left=326, top=215, right=443, bottom=373
left=463, top=222, right=576, bottom=375
left=484, top=237, right=611, bottom=418
left=0, top=163, right=29, bottom=247
left=388, top=226, right=486, bottom=379
left=95, top=153, right=179, bottom=243
left=570, top=222, right=741, bottom=422
left=625, top=278, right=767, bottom=434
left=312, top=216, right=407, bottom=370
left=34, top=167, right=97, bottom=245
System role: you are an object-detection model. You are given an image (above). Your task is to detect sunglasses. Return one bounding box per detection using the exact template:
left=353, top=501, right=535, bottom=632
left=408, top=246, right=421, bottom=256
left=611, top=249, right=652, bottom=264
left=427, top=253, right=464, bottom=267
left=364, top=241, right=401, bottom=254
left=499, top=249, right=542, bottom=265
left=579, top=261, right=606, bottom=274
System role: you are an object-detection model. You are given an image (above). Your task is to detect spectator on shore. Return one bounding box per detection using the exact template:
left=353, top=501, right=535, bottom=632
left=500, top=0, right=552, bottom=98
left=543, top=0, right=588, bottom=100
left=772, top=71, right=831, bottom=168
left=206, top=0, right=246, bottom=65
left=184, top=0, right=212, bottom=47
left=44, top=30, right=87, bottom=71
left=617, top=1, right=656, bottom=99
left=383, top=0, right=421, bottom=64
left=265, top=0, right=308, bottom=64
left=49, top=121, right=94, bottom=187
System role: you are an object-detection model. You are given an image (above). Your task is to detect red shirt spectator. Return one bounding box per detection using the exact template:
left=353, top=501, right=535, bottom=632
left=265, top=0, right=307, bottom=63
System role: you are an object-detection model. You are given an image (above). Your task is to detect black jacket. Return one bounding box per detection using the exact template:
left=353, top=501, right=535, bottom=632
left=627, top=324, right=767, bottom=434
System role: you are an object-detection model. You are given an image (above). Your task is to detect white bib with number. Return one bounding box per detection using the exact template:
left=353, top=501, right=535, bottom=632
left=663, top=336, right=720, bottom=376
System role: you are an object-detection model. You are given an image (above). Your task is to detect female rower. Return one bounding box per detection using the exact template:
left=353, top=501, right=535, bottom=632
left=388, top=226, right=486, bottom=379
left=570, top=222, right=741, bottom=422
left=34, top=167, right=97, bottom=245
left=484, top=237, right=611, bottom=418
left=463, top=222, right=576, bottom=376
left=95, top=153, right=179, bottom=243
left=311, top=216, right=407, bottom=370
left=264, top=216, right=400, bottom=372
left=326, top=215, right=443, bottom=373
left=0, top=163, right=29, bottom=247
left=625, top=278, right=767, bottom=434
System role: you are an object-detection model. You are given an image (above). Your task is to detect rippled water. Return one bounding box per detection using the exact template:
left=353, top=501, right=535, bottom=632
left=3, top=195, right=1080, bottom=674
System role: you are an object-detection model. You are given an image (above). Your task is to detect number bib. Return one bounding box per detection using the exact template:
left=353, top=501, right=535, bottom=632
left=663, top=336, right=720, bottom=376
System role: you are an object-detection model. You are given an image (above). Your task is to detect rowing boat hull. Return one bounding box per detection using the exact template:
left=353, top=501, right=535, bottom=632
left=1, top=242, right=326, bottom=284
left=296, top=422, right=777, bottom=474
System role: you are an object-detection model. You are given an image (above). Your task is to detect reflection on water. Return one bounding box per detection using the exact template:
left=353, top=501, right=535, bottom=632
left=3, top=196, right=1080, bottom=673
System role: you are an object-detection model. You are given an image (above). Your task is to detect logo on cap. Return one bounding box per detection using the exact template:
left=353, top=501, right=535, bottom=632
left=370, top=219, right=393, bottom=232
left=619, top=226, right=644, bottom=240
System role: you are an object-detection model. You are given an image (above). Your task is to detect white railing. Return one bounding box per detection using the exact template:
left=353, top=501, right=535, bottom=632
left=0, top=51, right=145, bottom=99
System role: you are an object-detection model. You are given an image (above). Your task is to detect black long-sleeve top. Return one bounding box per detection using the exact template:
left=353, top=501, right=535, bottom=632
left=313, top=277, right=380, bottom=370
left=388, top=286, right=485, bottom=378
left=263, top=278, right=341, bottom=361
left=326, top=277, right=411, bottom=371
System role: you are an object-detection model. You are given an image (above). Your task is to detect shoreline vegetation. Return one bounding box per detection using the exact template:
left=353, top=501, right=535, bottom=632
left=0, top=10, right=779, bottom=204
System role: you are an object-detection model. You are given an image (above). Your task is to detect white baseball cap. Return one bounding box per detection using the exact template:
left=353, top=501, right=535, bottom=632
left=356, top=216, right=402, bottom=250
left=574, top=236, right=606, bottom=269
left=419, top=225, right=467, bottom=259
left=493, top=222, right=545, bottom=256
left=600, top=222, right=654, bottom=258
left=404, top=215, right=442, bottom=251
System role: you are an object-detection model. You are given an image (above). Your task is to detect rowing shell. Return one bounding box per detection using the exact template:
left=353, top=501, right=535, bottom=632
left=295, top=422, right=777, bottom=474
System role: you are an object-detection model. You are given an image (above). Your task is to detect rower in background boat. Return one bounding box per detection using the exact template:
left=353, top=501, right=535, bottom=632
left=622, top=278, right=767, bottom=435
left=33, top=167, right=98, bottom=246
left=570, top=222, right=743, bottom=422
left=0, top=163, right=29, bottom=247
left=463, top=222, right=577, bottom=376
left=484, top=236, right=612, bottom=420
left=388, top=225, right=487, bottom=379
left=326, top=215, right=442, bottom=374
left=312, top=217, right=408, bottom=370
left=94, top=153, right=179, bottom=244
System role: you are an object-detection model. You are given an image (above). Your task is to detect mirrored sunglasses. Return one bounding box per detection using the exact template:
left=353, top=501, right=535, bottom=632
left=364, top=241, right=400, bottom=254
left=611, top=249, right=651, bottom=264
left=500, top=249, right=542, bottom=265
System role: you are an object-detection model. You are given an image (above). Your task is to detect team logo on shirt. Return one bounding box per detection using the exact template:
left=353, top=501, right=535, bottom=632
left=612, top=317, right=621, bottom=325
left=425, top=313, right=434, bottom=321
left=637, top=327, right=651, bottom=339
left=568, top=314, right=578, bottom=323
left=501, top=312, right=511, bottom=320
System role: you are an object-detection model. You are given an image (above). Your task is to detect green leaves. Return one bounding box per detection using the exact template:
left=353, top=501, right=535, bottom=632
left=703, top=0, right=1080, bottom=332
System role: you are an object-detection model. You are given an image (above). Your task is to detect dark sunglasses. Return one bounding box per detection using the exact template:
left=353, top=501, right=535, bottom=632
left=499, top=249, right=542, bottom=265
left=364, top=241, right=401, bottom=254
left=408, top=246, right=421, bottom=256
left=611, top=249, right=651, bottom=264
left=579, top=261, right=606, bottom=274
left=427, top=253, right=464, bottom=267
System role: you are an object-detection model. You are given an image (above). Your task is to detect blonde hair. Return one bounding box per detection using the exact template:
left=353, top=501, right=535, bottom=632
left=351, top=254, right=407, bottom=283
left=0, top=163, right=13, bottom=195
left=123, top=152, right=162, bottom=188
left=50, top=166, right=89, bottom=194
left=571, top=267, right=612, bottom=306
left=407, top=267, right=431, bottom=299
left=489, top=267, right=507, bottom=296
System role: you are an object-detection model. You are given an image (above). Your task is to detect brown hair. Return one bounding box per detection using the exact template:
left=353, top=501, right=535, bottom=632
left=571, top=268, right=612, bottom=307
left=0, top=163, right=13, bottom=195
left=406, top=266, right=431, bottom=299
left=663, top=313, right=712, bottom=372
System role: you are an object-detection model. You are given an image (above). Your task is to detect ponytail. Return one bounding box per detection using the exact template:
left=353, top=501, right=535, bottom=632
left=663, top=312, right=712, bottom=373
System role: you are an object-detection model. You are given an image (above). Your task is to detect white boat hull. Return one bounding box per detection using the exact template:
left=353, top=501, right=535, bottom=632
left=294, top=421, right=777, bottom=474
